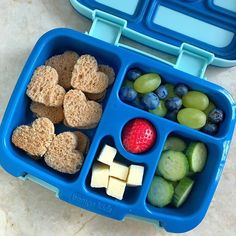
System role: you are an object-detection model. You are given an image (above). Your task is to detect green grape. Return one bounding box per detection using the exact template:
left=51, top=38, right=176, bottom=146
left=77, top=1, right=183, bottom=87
left=122, top=80, right=134, bottom=89
left=134, top=73, right=161, bottom=93
left=164, top=84, right=176, bottom=100
left=203, top=101, right=215, bottom=116
left=182, top=91, right=209, bottom=111
left=149, top=100, right=167, bottom=117
left=177, top=108, right=206, bottom=129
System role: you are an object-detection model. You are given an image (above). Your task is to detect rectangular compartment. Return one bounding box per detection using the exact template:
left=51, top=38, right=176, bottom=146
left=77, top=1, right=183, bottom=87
left=145, top=0, right=236, bottom=60
left=73, top=0, right=147, bottom=21
left=0, top=28, right=122, bottom=185
left=95, top=0, right=140, bottom=16
left=144, top=131, right=224, bottom=232
left=117, top=62, right=234, bottom=138
left=152, top=5, right=234, bottom=48
left=208, top=0, right=236, bottom=17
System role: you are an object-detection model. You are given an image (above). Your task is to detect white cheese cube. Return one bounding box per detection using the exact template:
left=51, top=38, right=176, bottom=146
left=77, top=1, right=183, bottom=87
left=97, top=144, right=117, bottom=166
left=127, top=165, right=144, bottom=186
left=110, top=161, right=129, bottom=181
left=106, top=177, right=126, bottom=200
left=90, top=162, right=110, bottom=188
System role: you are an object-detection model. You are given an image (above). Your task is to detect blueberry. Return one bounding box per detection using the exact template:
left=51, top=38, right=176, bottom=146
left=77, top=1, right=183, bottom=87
left=142, top=92, right=160, bottom=110
left=208, top=108, right=224, bottom=123
left=122, top=80, right=134, bottom=89
left=201, top=123, right=218, bottom=135
left=165, top=110, right=178, bottom=121
left=131, top=97, right=145, bottom=110
left=174, top=84, right=189, bottom=97
left=155, top=85, right=168, bottom=99
left=126, top=68, right=143, bottom=81
left=119, top=87, right=137, bottom=102
left=165, top=97, right=182, bottom=111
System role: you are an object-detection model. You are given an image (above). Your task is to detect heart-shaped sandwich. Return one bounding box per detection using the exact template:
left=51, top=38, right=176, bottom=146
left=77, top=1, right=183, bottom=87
left=27, top=66, right=66, bottom=107
left=71, top=55, right=109, bottom=94
left=44, top=132, right=84, bottom=174
left=12, top=117, right=55, bottom=159
left=46, top=51, right=79, bottom=90
left=98, top=64, right=115, bottom=86
left=75, top=131, right=90, bottom=155
left=64, top=89, right=102, bottom=129
left=30, top=102, right=64, bottom=124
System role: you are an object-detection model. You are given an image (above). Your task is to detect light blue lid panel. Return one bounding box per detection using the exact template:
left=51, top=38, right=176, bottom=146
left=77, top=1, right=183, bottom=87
left=95, top=0, right=140, bottom=15
left=153, top=6, right=234, bottom=48
left=214, top=0, right=236, bottom=13
left=70, top=0, right=236, bottom=64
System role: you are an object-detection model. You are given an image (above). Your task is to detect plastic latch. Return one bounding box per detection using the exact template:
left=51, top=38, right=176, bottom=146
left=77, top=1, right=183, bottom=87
left=89, top=9, right=127, bottom=45
left=175, top=43, right=215, bottom=79
left=20, top=174, right=59, bottom=197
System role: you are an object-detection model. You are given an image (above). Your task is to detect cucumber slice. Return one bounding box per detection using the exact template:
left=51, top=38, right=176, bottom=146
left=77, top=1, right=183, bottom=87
left=147, top=176, right=174, bottom=207
left=163, top=136, right=187, bottom=152
left=158, top=151, right=189, bottom=181
left=186, top=142, right=207, bottom=173
left=172, top=177, right=194, bottom=208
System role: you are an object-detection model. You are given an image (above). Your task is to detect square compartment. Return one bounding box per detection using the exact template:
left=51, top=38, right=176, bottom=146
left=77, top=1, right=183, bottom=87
left=85, top=136, right=147, bottom=205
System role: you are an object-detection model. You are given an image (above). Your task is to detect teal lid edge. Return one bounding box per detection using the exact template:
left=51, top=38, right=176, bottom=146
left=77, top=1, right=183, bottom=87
left=69, top=0, right=236, bottom=68
left=70, top=0, right=93, bottom=19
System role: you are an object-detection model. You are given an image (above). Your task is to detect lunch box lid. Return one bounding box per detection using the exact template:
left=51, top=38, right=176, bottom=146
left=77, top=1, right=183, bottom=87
left=70, top=0, right=236, bottom=79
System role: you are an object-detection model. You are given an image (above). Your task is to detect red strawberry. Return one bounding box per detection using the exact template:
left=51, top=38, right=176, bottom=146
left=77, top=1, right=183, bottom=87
left=122, top=118, right=156, bottom=154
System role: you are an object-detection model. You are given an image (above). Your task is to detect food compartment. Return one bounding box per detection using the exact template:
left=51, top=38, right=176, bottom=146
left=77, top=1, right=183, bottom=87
left=85, top=136, right=147, bottom=204
left=145, top=130, right=223, bottom=219
left=0, top=29, right=123, bottom=184
left=118, top=62, right=234, bottom=138
left=208, top=0, right=236, bottom=17
left=145, top=0, right=236, bottom=60
left=72, top=0, right=148, bottom=20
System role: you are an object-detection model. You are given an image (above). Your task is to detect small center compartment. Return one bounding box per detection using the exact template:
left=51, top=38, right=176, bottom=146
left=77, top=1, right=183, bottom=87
left=85, top=136, right=147, bottom=205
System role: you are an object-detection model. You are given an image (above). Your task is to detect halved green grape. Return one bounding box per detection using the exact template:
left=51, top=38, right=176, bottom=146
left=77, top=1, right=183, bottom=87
left=134, top=73, right=161, bottom=93
left=182, top=91, right=209, bottom=111
left=149, top=100, right=167, bottom=117
left=203, top=101, right=216, bottom=116
left=164, top=84, right=176, bottom=100
left=177, top=108, right=207, bottom=129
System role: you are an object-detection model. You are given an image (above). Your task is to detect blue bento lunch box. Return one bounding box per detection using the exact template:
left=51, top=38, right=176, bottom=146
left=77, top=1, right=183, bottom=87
left=0, top=0, right=236, bottom=233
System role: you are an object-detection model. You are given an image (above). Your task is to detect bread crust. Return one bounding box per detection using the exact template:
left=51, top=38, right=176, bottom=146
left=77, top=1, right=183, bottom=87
left=46, top=51, right=79, bottom=90
left=12, top=118, right=55, bottom=159
left=44, top=132, right=84, bottom=174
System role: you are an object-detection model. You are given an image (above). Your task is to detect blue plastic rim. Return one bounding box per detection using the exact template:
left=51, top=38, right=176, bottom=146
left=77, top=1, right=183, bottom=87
left=70, top=0, right=236, bottom=66
left=0, top=28, right=235, bottom=233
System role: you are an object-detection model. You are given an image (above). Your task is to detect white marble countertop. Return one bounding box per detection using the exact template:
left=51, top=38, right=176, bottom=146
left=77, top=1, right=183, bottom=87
left=0, top=1, right=235, bottom=235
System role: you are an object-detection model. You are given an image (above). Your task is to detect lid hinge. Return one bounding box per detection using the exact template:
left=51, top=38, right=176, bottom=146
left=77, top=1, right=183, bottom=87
left=89, top=10, right=127, bottom=45
left=175, top=43, right=215, bottom=79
